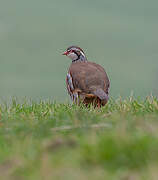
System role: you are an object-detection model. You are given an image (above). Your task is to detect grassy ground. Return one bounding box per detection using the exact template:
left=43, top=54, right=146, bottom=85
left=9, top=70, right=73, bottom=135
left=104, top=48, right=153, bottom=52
left=0, top=96, right=158, bottom=180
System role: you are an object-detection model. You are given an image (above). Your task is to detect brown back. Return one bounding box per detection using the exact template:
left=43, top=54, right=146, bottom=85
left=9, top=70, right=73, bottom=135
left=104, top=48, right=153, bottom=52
left=69, top=61, right=110, bottom=95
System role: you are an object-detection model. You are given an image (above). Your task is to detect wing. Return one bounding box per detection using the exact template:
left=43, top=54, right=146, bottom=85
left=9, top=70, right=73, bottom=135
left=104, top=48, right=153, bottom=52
left=69, top=62, right=110, bottom=95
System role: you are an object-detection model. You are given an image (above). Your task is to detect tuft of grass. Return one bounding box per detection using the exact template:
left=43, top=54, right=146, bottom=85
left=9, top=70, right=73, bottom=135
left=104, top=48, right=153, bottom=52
left=81, top=133, right=158, bottom=170
left=0, top=96, right=158, bottom=179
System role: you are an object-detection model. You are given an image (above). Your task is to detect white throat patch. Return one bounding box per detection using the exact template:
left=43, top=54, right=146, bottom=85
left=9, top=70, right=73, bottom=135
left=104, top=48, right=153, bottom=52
left=67, top=52, right=78, bottom=61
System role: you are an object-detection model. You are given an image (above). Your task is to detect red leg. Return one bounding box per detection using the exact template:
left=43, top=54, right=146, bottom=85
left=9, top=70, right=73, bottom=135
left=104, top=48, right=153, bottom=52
left=97, top=98, right=101, bottom=108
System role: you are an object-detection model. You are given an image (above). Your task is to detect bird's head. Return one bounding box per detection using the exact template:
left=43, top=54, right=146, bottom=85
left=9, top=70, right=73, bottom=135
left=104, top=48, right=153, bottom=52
left=62, top=46, right=87, bottom=62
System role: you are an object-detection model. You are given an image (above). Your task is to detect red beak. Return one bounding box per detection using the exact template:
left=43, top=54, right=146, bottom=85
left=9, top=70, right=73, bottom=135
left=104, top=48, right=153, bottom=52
left=62, top=51, right=68, bottom=55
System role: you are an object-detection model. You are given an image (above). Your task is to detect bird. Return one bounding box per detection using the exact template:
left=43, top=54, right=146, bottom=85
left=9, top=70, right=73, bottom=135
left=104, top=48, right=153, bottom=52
left=62, top=46, right=110, bottom=107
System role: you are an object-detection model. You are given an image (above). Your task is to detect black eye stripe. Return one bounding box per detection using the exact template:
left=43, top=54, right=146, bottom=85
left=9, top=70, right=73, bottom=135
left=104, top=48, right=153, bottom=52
left=68, top=49, right=79, bottom=55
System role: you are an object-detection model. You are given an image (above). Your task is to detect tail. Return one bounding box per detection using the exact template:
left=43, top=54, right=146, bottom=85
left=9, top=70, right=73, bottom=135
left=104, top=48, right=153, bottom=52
left=93, top=89, right=109, bottom=105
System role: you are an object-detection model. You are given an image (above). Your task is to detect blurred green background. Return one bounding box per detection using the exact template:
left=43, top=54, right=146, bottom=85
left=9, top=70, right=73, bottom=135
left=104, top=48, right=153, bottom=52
left=0, top=0, right=158, bottom=101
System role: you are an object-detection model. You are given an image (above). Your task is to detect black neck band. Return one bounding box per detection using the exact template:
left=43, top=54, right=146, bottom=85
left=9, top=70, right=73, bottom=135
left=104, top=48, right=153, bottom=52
left=72, top=53, right=87, bottom=63
left=72, top=58, right=79, bottom=63
left=72, top=52, right=80, bottom=62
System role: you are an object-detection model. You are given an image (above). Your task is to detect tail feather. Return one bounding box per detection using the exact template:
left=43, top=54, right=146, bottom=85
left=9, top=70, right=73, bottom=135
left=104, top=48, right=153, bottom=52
left=93, top=89, right=109, bottom=104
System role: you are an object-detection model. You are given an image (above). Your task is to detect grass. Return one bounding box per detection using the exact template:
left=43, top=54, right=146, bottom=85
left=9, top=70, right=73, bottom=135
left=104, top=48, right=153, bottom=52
left=0, top=96, right=158, bottom=180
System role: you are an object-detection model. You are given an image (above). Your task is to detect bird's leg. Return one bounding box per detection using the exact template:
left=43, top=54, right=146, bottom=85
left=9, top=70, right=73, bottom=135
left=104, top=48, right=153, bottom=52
left=97, top=98, right=101, bottom=108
